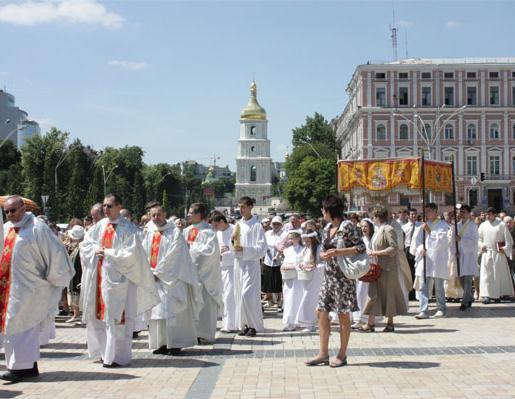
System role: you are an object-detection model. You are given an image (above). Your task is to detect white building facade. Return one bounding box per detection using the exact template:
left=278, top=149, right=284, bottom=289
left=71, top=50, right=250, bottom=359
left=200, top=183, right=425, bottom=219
left=235, top=81, right=272, bottom=207
left=334, top=58, right=515, bottom=213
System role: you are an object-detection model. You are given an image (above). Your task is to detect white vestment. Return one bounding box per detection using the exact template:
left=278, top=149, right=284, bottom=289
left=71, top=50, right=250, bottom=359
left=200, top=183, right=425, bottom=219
left=80, top=217, right=159, bottom=365
left=143, top=220, right=201, bottom=349
left=184, top=221, right=221, bottom=342
left=295, top=247, right=324, bottom=328
left=478, top=219, right=514, bottom=298
left=234, top=216, right=267, bottom=332
left=458, top=220, right=479, bottom=277
left=217, top=224, right=238, bottom=331
left=1, top=213, right=74, bottom=369
left=412, top=220, right=451, bottom=281
left=281, top=245, right=303, bottom=328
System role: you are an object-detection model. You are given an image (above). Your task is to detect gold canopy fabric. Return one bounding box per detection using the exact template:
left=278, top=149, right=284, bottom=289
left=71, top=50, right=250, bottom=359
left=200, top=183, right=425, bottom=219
left=0, top=196, right=41, bottom=212
left=337, top=157, right=453, bottom=193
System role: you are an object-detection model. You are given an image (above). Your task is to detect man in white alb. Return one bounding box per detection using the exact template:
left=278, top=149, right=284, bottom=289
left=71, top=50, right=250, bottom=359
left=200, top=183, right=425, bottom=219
left=1, top=196, right=74, bottom=382
left=234, top=197, right=267, bottom=337
left=143, top=205, right=201, bottom=355
left=183, top=203, right=222, bottom=344
left=80, top=194, right=159, bottom=367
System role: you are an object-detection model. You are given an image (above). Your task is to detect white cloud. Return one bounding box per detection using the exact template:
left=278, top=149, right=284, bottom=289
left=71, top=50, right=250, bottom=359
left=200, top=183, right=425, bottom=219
left=108, top=60, right=149, bottom=71
left=0, top=0, right=124, bottom=29
left=445, top=20, right=462, bottom=28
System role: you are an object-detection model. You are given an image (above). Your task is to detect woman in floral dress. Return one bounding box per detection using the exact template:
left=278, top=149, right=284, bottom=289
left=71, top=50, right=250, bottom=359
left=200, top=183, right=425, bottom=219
left=305, top=194, right=365, bottom=368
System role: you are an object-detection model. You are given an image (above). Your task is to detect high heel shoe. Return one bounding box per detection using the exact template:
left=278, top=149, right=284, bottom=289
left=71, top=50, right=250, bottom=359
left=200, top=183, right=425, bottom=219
left=304, top=356, right=330, bottom=366
left=360, top=324, right=375, bottom=332
left=330, top=356, right=348, bottom=368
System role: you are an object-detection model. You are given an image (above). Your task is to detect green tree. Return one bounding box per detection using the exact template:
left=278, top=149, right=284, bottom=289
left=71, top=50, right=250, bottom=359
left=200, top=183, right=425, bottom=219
left=292, top=112, right=337, bottom=150
left=0, top=140, right=22, bottom=196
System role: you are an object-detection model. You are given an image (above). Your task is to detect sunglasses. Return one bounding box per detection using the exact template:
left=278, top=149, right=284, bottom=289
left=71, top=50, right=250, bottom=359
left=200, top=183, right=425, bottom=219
left=4, top=208, right=19, bottom=214
left=102, top=204, right=114, bottom=209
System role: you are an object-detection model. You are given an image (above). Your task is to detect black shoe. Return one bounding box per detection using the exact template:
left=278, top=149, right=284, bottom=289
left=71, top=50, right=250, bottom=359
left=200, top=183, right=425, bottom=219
left=245, top=328, right=257, bottom=337
left=167, top=348, right=182, bottom=356
left=238, top=325, right=250, bottom=336
left=0, top=371, right=21, bottom=382
left=132, top=331, right=141, bottom=339
left=494, top=298, right=501, bottom=303
left=1, top=363, right=40, bottom=382
left=482, top=298, right=491, bottom=304
left=103, top=362, right=121, bottom=368
left=152, top=345, right=168, bottom=355
left=459, top=303, right=467, bottom=311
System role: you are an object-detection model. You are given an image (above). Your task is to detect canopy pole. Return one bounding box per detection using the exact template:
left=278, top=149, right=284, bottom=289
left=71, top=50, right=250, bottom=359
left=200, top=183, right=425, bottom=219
left=451, top=160, right=460, bottom=277
left=421, top=153, right=427, bottom=286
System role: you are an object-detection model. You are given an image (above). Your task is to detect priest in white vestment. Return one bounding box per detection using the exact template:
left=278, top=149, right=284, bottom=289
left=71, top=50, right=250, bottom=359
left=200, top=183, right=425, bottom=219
left=478, top=207, right=514, bottom=303
left=211, top=212, right=238, bottom=332
left=234, top=197, right=267, bottom=337
left=184, top=203, right=221, bottom=344
left=80, top=194, right=159, bottom=367
left=456, top=204, right=479, bottom=310
left=1, top=196, right=74, bottom=382
left=412, top=203, right=451, bottom=319
left=143, top=205, right=201, bottom=355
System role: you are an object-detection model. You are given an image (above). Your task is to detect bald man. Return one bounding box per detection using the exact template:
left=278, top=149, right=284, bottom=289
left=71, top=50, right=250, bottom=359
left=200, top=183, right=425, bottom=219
left=1, top=196, right=75, bottom=382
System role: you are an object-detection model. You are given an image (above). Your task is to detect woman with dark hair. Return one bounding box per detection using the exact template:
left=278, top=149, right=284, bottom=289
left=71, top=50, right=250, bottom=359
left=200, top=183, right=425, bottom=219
left=362, top=206, right=407, bottom=332
left=305, top=194, right=365, bottom=368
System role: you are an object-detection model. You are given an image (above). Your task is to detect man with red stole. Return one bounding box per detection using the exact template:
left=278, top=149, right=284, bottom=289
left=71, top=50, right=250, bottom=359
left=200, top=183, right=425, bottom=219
left=143, top=205, right=201, bottom=355
left=1, top=196, right=74, bottom=382
left=80, top=194, right=159, bottom=367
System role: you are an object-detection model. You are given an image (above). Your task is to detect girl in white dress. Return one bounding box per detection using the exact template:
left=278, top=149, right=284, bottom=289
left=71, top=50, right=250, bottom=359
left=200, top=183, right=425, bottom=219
left=281, top=230, right=303, bottom=331
left=296, top=230, right=324, bottom=332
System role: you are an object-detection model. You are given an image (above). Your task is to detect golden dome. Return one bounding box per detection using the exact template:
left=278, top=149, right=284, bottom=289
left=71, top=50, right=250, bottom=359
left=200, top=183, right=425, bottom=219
left=240, top=80, right=267, bottom=120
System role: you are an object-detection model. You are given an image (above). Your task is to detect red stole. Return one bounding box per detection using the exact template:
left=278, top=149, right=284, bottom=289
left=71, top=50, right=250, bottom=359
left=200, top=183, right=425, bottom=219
left=96, top=223, right=116, bottom=321
left=150, top=231, right=162, bottom=269
left=0, top=227, right=18, bottom=333
left=187, top=227, right=199, bottom=245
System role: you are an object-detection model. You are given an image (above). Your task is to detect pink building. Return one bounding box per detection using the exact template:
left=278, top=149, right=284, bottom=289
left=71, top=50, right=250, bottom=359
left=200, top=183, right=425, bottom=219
left=334, top=58, right=515, bottom=213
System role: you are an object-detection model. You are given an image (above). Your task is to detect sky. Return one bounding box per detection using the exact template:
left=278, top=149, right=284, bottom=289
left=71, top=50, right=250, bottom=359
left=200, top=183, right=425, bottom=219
left=1, top=0, right=515, bottom=170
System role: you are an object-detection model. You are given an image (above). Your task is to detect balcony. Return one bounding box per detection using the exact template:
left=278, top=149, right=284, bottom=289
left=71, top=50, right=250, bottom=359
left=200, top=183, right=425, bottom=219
left=483, top=174, right=512, bottom=182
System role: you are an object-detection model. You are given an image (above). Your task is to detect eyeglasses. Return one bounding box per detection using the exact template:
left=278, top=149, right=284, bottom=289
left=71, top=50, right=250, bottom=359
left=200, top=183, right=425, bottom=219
left=102, top=204, right=113, bottom=209
left=4, top=208, right=18, bottom=214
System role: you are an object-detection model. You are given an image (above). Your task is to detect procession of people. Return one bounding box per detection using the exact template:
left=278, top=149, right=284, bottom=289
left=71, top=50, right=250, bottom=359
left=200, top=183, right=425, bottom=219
left=1, top=192, right=514, bottom=380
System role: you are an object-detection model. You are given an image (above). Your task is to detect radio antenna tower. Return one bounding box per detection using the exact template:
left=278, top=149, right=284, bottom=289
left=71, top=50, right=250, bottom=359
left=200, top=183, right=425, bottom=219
left=390, top=5, right=398, bottom=61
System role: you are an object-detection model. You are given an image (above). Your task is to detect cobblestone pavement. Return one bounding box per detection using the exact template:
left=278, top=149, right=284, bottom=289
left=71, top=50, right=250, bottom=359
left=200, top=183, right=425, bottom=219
left=1, top=301, right=515, bottom=399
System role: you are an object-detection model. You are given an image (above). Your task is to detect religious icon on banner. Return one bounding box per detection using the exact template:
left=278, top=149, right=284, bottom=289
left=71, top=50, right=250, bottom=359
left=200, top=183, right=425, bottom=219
left=369, top=164, right=389, bottom=190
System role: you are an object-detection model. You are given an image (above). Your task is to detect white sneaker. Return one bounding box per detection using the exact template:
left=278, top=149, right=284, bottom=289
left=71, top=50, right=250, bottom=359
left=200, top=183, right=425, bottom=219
left=282, top=325, right=296, bottom=331
left=66, top=316, right=81, bottom=323
left=301, top=326, right=316, bottom=332
left=414, top=312, right=429, bottom=319
left=434, top=310, right=446, bottom=318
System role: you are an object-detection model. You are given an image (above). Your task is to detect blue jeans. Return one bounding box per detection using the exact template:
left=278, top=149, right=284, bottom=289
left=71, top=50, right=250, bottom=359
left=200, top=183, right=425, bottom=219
left=419, top=277, right=446, bottom=314
left=460, top=276, right=473, bottom=306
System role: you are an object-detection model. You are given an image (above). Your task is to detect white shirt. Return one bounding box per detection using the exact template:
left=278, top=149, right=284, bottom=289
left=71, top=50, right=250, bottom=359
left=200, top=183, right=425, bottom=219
left=402, top=220, right=421, bottom=248
left=264, top=228, right=287, bottom=267
left=217, top=224, right=235, bottom=268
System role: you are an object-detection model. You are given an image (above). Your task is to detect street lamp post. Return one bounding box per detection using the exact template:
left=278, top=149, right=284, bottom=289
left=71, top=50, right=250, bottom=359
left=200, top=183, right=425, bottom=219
left=102, top=164, right=118, bottom=197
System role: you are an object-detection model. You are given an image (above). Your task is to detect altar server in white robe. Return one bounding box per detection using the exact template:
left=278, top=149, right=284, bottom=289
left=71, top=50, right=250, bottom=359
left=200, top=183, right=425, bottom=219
left=211, top=212, right=238, bottom=332
left=478, top=207, right=514, bottom=303
left=143, top=205, right=201, bottom=355
left=1, top=196, right=74, bottom=382
left=412, top=203, right=451, bottom=319
left=80, top=194, right=159, bottom=368
left=281, top=230, right=303, bottom=331
left=234, top=196, right=267, bottom=337
left=455, top=204, right=479, bottom=310
left=296, top=230, right=324, bottom=332
left=184, top=203, right=222, bottom=344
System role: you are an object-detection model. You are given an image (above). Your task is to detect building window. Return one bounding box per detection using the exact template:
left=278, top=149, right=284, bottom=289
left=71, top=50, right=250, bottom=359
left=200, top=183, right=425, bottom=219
left=490, top=123, right=500, bottom=139
left=376, top=124, right=386, bottom=140
left=376, top=87, right=386, bottom=107
left=469, top=189, right=478, bottom=208
left=444, top=124, right=454, bottom=140
left=490, top=86, right=500, bottom=105
left=513, top=86, right=515, bottom=106
left=489, top=71, right=499, bottom=79
left=444, top=72, right=454, bottom=79
left=250, top=126, right=256, bottom=136
left=423, top=124, right=432, bottom=140
left=467, top=72, right=477, bottom=79
left=375, top=72, right=386, bottom=79
left=512, top=156, right=515, bottom=174
left=512, top=71, right=515, bottom=78
left=398, top=72, right=408, bottom=79
left=444, top=87, right=454, bottom=106
left=250, top=165, right=257, bottom=182
left=399, top=124, right=409, bottom=140
left=250, top=146, right=255, bottom=152
left=467, top=124, right=477, bottom=140
left=467, top=86, right=477, bottom=105
left=489, top=155, right=500, bottom=175
left=421, top=72, right=431, bottom=79
left=513, top=123, right=515, bottom=139
left=398, top=87, right=409, bottom=106
left=466, top=155, right=478, bottom=175
left=421, top=87, right=431, bottom=106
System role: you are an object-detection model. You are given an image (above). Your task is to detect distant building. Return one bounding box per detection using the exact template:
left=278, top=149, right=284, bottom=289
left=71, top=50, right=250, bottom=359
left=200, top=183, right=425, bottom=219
left=179, top=160, right=234, bottom=181
left=0, top=89, right=40, bottom=149
left=235, top=81, right=273, bottom=207
left=334, top=58, right=515, bottom=212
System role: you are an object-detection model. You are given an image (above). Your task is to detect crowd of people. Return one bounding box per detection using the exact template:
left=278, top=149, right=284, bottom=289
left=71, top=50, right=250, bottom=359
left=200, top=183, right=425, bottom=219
left=0, top=193, right=514, bottom=380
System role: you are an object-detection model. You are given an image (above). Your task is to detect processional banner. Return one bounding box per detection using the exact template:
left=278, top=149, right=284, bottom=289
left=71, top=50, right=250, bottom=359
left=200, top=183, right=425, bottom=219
left=337, top=157, right=453, bottom=193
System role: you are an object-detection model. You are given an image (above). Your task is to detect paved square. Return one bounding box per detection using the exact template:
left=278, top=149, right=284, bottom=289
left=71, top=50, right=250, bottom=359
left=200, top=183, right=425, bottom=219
left=1, top=301, right=514, bottom=399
